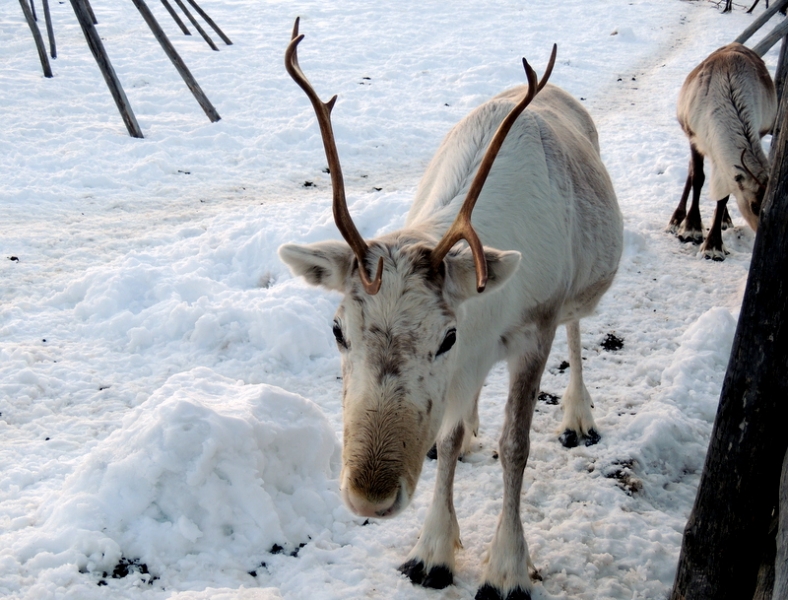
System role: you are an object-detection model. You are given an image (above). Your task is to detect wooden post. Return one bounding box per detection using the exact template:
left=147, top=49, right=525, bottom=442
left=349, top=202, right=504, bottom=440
left=736, top=0, right=788, bottom=44
left=83, top=0, right=97, bottom=24
left=774, top=449, right=788, bottom=600
left=69, top=0, right=143, bottom=138
left=160, top=0, right=191, bottom=35
left=186, top=0, right=232, bottom=45
left=19, top=0, right=52, bottom=78
left=29, top=0, right=37, bottom=21
left=41, top=0, right=56, bottom=59
left=670, top=72, right=788, bottom=600
left=753, top=18, right=788, bottom=56
left=130, top=0, right=221, bottom=122
left=770, top=38, right=788, bottom=162
left=172, top=0, right=217, bottom=50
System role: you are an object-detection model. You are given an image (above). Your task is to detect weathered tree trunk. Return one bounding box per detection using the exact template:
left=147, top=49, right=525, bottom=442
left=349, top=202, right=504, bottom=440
left=669, top=54, right=788, bottom=600
left=774, top=449, right=788, bottom=600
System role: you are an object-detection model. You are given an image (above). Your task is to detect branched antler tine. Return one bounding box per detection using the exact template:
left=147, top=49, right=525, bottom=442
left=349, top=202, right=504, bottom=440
left=431, top=52, right=545, bottom=293
left=740, top=148, right=767, bottom=190
left=285, top=17, right=383, bottom=295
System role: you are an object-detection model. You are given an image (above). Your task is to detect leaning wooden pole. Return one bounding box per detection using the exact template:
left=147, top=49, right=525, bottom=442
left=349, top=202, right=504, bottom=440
left=19, top=0, right=52, bottom=77
left=160, top=0, right=191, bottom=35
left=670, top=77, right=788, bottom=600
left=736, top=0, right=788, bottom=44
left=770, top=37, right=788, bottom=162
left=41, top=0, right=56, bottom=58
left=753, top=18, right=788, bottom=56
left=130, top=0, right=221, bottom=122
left=69, top=0, right=143, bottom=138
left=172, top=0, right=217, bottom=50
left=186, top=0, right=232, bottom=45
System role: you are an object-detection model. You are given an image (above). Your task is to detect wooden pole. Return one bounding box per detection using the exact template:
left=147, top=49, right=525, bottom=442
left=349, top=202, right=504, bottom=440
left=19, top=0, right=52, bottom=78
left=160, top=0, right=191, bottom=35
left=736, top=0, right=788, bottom=44
left=69, top=0, right=143, bottom=138
left=83, top=0, right=97, bottom=24
left=774, top=449, right=788, bottom=600
left=753, top=18, right=788, bottom=55
left=186, top=0, right=232, bottom=45
left=770, top=37, right=788, bottom=162
left=41, top=0, right=56, bottom=59
left=129, top=0, right=221, bottom=122
left=172, top=0, right=218, bottom=50
left=670, top=72, right=788, bottom=600
left=29, top=0, right=37, bottom=21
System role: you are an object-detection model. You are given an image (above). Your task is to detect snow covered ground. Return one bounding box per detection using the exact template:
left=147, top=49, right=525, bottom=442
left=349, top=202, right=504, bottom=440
left=0, top=0, right=780, bottom=598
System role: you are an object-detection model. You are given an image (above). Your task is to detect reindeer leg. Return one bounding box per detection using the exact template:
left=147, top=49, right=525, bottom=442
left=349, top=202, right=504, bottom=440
left=678, top=145, right=705, bottom=244
left=721, top=203, right=734, bottom=230
left=668, top=165, right=692, bottom=233
left=700, top=196, right=730, bottom=261
left=558, top=319, right=599, bottom=448
left=477, top=325, right=556, bottom=600
left=400, top=420, right=464, bottom=589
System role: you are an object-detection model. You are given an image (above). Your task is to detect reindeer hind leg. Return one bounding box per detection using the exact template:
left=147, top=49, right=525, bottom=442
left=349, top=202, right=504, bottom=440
left=677, top=145, right=705, bottom=244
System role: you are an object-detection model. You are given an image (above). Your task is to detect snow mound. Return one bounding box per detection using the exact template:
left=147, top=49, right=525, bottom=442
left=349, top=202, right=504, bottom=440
left=17, top=369, right=342, bottom=581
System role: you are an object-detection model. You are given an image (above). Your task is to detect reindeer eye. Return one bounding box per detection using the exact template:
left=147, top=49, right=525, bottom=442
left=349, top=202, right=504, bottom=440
left=436, top=328, right=457, bottom=357
left=332, top=320, right=348, bottom=349
left=734, top=174, right=744, bottom=183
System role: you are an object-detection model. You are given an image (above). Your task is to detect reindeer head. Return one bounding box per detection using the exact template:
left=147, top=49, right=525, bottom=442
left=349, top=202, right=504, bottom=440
left=279, top=18, right=553, bottom=518
left=734, top=148, right=768, bottom=230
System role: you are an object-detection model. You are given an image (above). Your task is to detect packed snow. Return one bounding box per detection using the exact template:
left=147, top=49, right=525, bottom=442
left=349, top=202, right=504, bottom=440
left=0, top=0, right=780, bottom=598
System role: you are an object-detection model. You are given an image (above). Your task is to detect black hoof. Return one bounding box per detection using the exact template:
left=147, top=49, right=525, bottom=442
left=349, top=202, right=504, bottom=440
left=426, top=444, right=437, bottom=460
left=585, top=428, right=601, bottom=446
left=399, top=559, right=425, bottom=584
left=423, top=565, right=453, bottom=589
left=476, top=584, right=504, bottom=600
left=559, top=429, right=579, bottom=448
left=399, top=559, right=452, bottom=589
left=678, top=234, right=702, bottom=245
left=506, top=587, right=532, bottom=600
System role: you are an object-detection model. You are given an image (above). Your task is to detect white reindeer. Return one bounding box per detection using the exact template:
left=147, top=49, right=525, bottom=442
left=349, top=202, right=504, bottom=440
left=668, top=42, right=776, bottom=260
left=278, top=19, right=622, bottom=600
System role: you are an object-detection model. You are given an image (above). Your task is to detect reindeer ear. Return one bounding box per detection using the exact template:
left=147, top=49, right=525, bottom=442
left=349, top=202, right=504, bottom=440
left=279, top=241, right=354, bottom=292
left=443, top=247, right=521, bottom=302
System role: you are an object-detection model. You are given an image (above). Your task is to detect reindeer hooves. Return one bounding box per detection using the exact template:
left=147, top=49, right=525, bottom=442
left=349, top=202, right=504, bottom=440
left=475, top=584, right=531, bottom=600
left=677, top=231, right=703, bottom=245
left=399, top=559, right=453, bottom=589
left=559, top=428, right=600, bottom=448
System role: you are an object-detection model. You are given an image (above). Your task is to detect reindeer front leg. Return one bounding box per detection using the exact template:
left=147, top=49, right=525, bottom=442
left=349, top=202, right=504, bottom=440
left=700, top=196, right=731, bottom=260
left=477, top=330, right=554, bottom=600
left=400, top=420, right=464, bottom=589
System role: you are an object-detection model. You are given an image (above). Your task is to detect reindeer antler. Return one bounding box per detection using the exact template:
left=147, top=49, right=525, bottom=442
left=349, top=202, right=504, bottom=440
left=285, top=17, right=384, bottom=295
left=430, top=45, right=558, bottom=293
